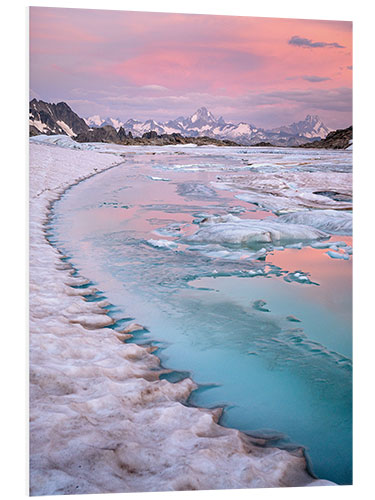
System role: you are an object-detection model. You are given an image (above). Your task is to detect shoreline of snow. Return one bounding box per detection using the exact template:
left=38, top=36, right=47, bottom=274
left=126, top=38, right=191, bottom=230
left=29, top=141, right=335, bottom=495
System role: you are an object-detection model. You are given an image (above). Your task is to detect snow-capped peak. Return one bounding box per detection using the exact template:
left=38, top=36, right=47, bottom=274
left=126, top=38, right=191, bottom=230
left=85, top=115, right=104, bottom=127
left=189, top=107, right=217, bottom=125
left=304, top=114, right=321, bottom=125
left=84, top=116, right=124, bottom=131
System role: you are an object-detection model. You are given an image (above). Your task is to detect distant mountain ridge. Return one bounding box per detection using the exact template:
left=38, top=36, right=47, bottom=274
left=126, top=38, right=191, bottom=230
left=84, top=106, right=332, bottom=146
left=29, top=99, right=335, bottom=146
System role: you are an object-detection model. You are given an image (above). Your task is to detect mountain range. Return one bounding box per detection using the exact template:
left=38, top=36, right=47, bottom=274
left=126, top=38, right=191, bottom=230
left=85, top=106, right=331, bottom=146
left=30, top=99, right=332, bottom=146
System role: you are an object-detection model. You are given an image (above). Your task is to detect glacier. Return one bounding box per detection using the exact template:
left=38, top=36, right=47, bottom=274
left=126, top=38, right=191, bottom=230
left=30, top=141, right=334, bottom=495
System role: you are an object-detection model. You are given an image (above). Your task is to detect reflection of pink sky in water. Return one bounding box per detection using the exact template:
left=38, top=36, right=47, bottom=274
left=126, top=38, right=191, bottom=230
left=268, top=236, right=352, bottom=323
left=52, top=151, right=352, bottom=484
left=62, top=154, right=352, bottom=338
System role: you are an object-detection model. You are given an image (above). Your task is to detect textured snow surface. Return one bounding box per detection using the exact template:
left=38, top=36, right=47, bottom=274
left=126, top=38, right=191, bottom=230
left=30, top=134, right=91, bottom=149
left=214, top=169, right=352, bottom=213
left=29, top=141, right=331, bottom=495
left=277, top=210, right=352, bottom=235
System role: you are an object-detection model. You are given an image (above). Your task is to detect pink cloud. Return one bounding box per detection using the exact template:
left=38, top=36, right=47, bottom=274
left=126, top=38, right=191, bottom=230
left=29, top=7, right=352, bottom=128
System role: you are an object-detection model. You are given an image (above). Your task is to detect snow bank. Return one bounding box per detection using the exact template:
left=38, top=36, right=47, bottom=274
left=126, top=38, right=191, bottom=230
left=29, top=134, right=119, bottom=153
left=29, top=141, right=328, bottom=495
left=30, top=134, right=90, bottom=150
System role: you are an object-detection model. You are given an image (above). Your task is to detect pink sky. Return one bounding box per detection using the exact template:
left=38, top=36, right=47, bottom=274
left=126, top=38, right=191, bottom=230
left=29, top=7, right=352, bottom=128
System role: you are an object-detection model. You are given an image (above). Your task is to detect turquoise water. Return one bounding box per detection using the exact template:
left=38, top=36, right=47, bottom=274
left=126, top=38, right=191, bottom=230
left=50, top=146, right=352, bottom=484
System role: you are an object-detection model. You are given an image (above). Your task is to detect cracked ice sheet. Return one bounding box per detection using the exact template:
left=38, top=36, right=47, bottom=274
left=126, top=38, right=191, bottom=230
left=277, top=210, right=352, bottom=236
left=212, top=169, right=352, bottom=214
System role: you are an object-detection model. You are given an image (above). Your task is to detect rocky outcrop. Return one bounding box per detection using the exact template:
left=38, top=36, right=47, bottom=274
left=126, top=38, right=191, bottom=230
left=74, top=125, right=122, bottom=144
left=252, top=141, right=275, bottom=147
left=75, top=128, right=240, bottom=146
left=299, top=126, right=352, bottom=149
left=29, top=99, right=90, bottom=137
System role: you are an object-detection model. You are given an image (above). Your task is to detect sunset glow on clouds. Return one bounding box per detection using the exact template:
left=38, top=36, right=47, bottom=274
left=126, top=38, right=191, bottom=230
left=30, top=7, right=352, bottom=128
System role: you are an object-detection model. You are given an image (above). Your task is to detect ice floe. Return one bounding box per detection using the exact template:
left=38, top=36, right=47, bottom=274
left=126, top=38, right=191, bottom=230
left=326, top=250, right=350, bottom=260
left=277, top=210, right=352, bottom=235
left=147, top=239, right=178, bottom=249
left=186, top=218, right=327, bottom=248
left=146, top=175, right=170, bottom=181
left=284, top=271, right=318, bottom=285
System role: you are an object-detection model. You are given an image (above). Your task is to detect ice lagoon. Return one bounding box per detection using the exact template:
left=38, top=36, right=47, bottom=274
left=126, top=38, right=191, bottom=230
left=46, top=143, right=352, bottom=485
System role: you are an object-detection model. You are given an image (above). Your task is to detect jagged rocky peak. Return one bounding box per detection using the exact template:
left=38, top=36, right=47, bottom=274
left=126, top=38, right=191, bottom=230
left=29, top=98, right=89, bottom=137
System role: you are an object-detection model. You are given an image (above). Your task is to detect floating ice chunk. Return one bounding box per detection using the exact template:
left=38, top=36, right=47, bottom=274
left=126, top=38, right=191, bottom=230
left=147, top=239, right=178, bottom=249
left=186, top=219, right=327, bottom=248
left=252, top=299, right=270, bottom=312
left=331, top=241, right=348, bottom=247
left=146, top=175, right=170, bottom=181
left=154, top=223, right=182, bottom=237
left=284, top=271, right=317, bottom=285
left=277, top=210, right=352, bottom=235
left=326, top=250, right=350, bottom=260
left=186, top=244, right=267, bottom=261
left=286, top=315, right=301, bottom=323
left=285, top=242, right=303, bottom=249
left=310, top=241, right=332, bottom=249
left=200, top=214, right=242, bottom=225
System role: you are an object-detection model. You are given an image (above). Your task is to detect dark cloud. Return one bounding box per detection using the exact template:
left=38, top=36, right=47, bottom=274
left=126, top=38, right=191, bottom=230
left=302, top=75, right=331, bottom=82
left=254, top=87, right=352, bottom=113
left=286, top=75, right=331, bottom=83
left=288, top=35, right=345, bottom=49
